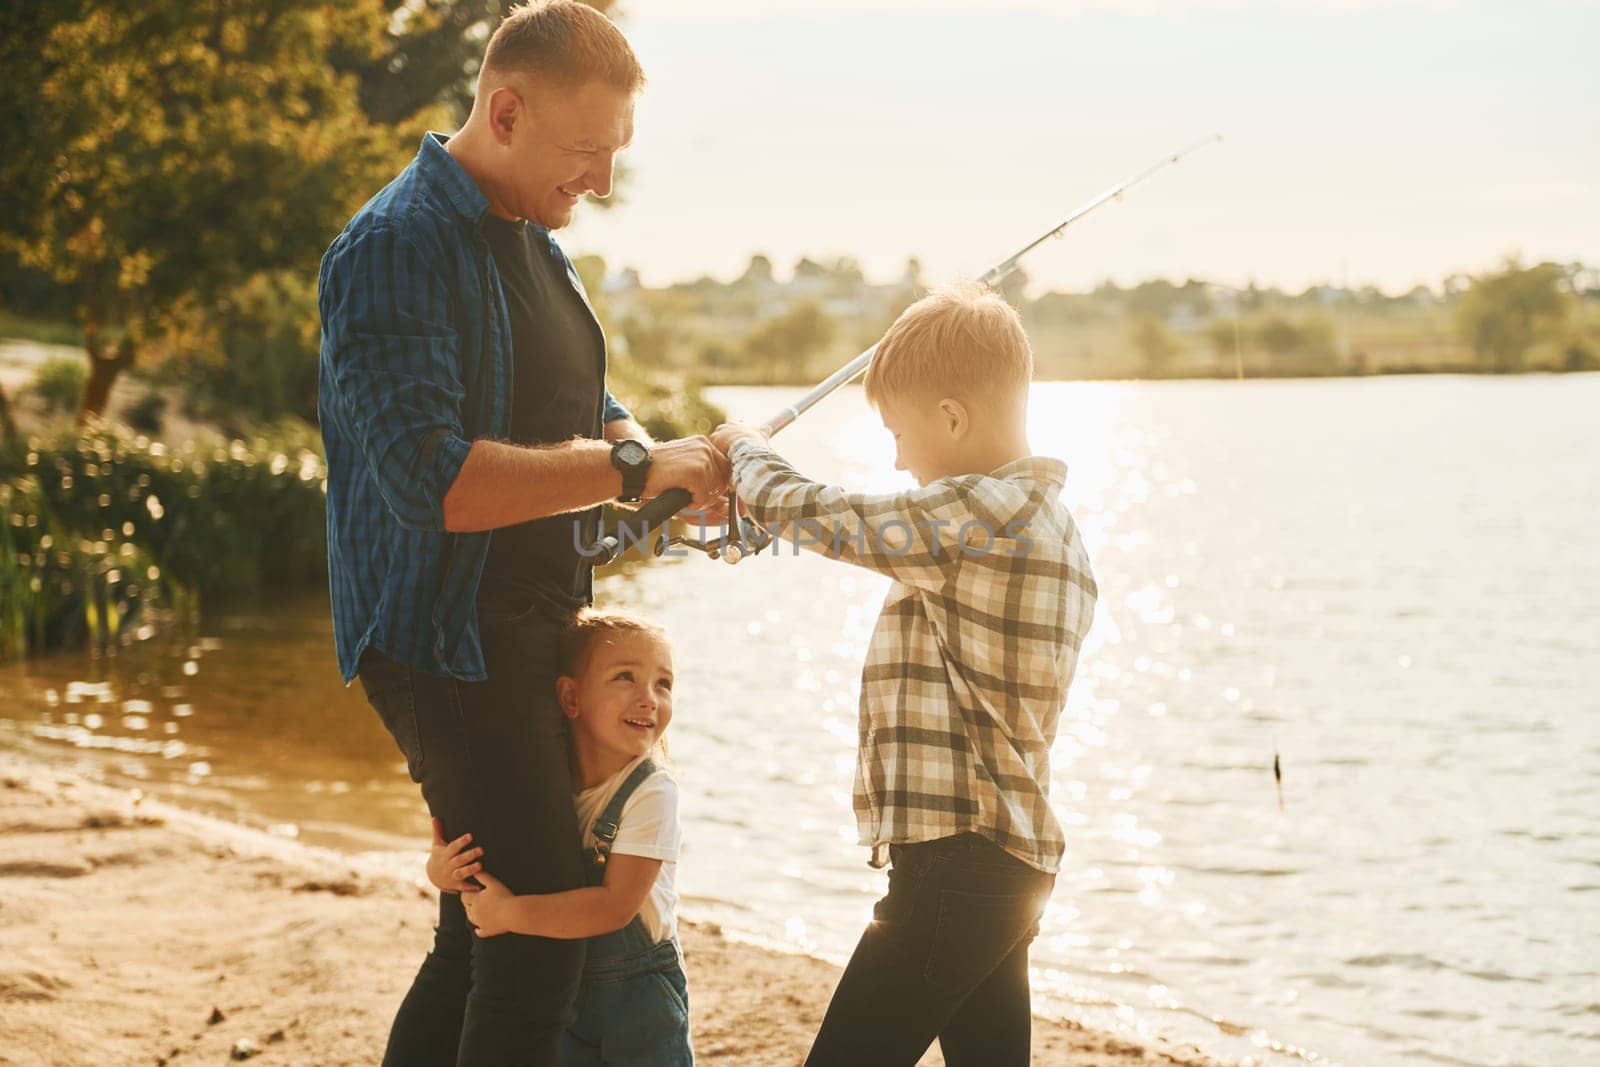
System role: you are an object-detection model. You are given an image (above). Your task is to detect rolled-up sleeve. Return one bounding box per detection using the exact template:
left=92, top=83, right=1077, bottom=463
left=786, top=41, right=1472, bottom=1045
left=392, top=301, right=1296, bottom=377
left=319, top=222, right=472, bottom=531
left=602, top=389, right=633, bottom=427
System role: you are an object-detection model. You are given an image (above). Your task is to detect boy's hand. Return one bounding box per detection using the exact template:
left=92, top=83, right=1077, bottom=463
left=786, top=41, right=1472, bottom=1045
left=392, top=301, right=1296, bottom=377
left=426, top=817, right=484, bottom=894
left=710, top=422, right=766, bottom=456
left=461, top=870, right=514, bottom=938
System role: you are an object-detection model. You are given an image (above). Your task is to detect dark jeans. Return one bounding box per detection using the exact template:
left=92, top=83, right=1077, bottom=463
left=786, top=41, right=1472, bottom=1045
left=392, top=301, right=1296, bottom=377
left=357, top=608, right=585, bottom=1067
left=805, top=833, right=1055, bottom=1067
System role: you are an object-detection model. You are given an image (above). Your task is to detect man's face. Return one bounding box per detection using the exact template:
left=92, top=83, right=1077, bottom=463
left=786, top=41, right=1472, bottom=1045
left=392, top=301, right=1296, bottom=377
left=492, top=77, right=634, bottom=228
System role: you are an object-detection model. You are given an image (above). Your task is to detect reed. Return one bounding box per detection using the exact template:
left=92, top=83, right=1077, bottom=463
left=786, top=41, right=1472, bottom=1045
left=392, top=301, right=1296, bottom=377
left=0, top=420, right=328, bottom=661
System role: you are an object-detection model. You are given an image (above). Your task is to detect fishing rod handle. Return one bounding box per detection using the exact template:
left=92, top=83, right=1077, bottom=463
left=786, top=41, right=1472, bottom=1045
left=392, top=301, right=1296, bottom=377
left=635, top=486, right=695, bottom=530
left=589, top=487, right=694, bottom=564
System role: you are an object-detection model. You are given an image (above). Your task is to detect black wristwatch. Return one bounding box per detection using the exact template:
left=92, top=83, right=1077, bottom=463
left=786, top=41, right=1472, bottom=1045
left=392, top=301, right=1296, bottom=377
left=610, top=438, right=651, bottom=503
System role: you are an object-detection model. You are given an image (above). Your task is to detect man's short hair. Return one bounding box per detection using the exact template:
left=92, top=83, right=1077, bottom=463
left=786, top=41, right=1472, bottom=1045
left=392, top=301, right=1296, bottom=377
left=483, top=0, right=645, bottom=93
left=864, top=281, right=1034, bottom=415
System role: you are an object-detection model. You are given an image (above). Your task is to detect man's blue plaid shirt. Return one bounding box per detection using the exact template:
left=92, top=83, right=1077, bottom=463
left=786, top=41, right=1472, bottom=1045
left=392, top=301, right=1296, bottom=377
left=318, top=133, right=631, bottom=683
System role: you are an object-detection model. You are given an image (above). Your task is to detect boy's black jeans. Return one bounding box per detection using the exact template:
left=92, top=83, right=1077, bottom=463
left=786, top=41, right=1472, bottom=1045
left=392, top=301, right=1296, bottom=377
left=805, top=832, right=1055, bottom=1067
left=356, top=608, right=585, bottom=1067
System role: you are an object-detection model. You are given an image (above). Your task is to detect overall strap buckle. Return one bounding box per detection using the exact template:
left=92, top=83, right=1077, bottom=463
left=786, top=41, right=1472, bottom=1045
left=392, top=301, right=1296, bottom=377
left=591, top=818, right=620, bottom=866
left=590, top=758, right=659, bottom=867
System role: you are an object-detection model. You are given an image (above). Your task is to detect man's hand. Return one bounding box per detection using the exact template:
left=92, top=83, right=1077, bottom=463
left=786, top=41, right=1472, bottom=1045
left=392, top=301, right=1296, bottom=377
left=426, top=817, right=484, bottom=894
left=642, top=435, right=731, bottom=514
left=710, top=422, right=767, bottom=457
left=461, top=870, right=515, bottom=938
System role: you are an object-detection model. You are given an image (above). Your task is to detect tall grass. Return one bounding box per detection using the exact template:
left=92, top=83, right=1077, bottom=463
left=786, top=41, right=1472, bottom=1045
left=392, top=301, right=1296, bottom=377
left=0, top=420, right=327, bottom=661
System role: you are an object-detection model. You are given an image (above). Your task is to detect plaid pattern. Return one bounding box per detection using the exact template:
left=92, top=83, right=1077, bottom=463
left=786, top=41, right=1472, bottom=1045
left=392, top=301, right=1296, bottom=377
left=728, top=440, right=1097, bottom=873
left=318, top=133, right=631, bottom=684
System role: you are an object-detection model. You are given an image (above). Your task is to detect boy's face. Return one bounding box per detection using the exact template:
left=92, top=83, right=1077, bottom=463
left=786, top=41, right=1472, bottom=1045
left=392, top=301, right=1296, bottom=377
left=877, top=394, right=967, bottom=488
left=563, top=632, right=674, bottom=766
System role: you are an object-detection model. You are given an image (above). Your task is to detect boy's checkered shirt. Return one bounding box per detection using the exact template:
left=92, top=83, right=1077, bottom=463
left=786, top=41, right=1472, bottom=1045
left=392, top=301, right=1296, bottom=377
left=728, top=439, right=1097, bottom=873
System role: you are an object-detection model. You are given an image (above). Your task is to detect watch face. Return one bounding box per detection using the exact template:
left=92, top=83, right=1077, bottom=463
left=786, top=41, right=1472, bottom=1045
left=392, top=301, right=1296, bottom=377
left=618, top=441, right=648, bottom=466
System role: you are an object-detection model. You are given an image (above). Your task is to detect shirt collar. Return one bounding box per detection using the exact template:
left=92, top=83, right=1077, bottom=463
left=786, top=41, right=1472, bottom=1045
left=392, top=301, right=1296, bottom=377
left=991, top=455, right=1069, bottom=493
left=417, top=132, right=491, bottom=222
left=418, top=132, right=567, bottom=253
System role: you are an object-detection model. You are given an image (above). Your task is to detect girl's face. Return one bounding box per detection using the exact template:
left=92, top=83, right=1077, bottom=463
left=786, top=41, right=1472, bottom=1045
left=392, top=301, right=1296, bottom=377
left=559, top=632, right=674, bottom=769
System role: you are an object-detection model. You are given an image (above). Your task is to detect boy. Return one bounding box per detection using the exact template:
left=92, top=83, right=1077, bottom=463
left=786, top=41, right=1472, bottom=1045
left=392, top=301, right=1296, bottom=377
left=709, top=282, right=1097, bottom=1067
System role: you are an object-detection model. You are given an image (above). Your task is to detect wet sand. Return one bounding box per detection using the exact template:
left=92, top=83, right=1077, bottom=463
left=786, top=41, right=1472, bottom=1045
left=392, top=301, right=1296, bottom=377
left=0, top=752, right=1227, bottom=1066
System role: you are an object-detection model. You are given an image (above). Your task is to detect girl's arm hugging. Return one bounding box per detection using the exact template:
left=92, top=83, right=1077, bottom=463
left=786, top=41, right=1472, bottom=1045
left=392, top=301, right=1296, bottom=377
left=461, top=854, right=662, bottom=939
left=426, top=817, right=485, bottom=894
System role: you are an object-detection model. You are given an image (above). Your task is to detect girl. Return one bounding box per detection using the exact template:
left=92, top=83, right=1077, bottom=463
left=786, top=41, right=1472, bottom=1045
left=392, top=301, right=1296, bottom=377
left=428, top=611, right=691, bottom=1066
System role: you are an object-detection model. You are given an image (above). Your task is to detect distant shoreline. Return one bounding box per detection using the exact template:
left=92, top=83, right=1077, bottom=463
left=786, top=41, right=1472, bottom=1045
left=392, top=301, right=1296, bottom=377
left=709, top=366, right=1600, bottom=387
left=5, top=331, right=1594, bottom=401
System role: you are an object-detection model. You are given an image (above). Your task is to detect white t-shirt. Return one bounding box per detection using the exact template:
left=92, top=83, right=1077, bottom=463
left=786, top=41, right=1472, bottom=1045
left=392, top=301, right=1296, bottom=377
left=572, top=756, right=681, bottom=944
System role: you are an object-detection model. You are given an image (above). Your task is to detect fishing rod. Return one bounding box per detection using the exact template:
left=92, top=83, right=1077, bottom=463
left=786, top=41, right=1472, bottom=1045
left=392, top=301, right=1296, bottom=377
left=587, top=133, right=1222, bottom=565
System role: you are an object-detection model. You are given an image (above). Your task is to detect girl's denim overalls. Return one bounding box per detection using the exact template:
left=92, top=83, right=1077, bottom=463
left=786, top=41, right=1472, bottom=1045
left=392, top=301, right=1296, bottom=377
left=561, top=759, right=693, bottom=1066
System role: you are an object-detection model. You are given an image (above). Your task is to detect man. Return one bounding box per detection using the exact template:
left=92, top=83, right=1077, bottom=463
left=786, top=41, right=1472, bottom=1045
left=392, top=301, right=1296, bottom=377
left=317, top=3, right=727, bottom=1064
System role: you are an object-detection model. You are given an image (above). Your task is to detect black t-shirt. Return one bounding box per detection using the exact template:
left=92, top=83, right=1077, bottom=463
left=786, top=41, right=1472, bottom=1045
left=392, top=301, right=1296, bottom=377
left=477, top=216, right=606, bottom=615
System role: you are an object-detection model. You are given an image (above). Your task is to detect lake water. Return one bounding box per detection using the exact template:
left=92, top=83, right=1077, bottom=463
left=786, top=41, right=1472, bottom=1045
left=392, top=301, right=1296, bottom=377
left=3, top=377, right=1597, bottom=1067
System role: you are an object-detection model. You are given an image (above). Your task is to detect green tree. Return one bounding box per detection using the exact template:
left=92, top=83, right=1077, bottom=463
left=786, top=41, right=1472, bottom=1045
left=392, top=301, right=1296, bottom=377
left=1456, top=260, right=1573, bottom=373
left=1253, top=313, right=1337, bottom=373
left=743, top=302, right=835, bottom=383
left=1125, top=279, right=1182, bottom=320
left=1204, top=316, right=1244, bottom=377
left=158, top=271, right=323, bottom=432
left=793, top=257, right=828, bottom=282
left=827, top=257, right=866, bottom=290
left=696, top=338, right=738, bottom=371
left=0, top=387, right=15, bottom=446
left=0, top=1, right=82, bottom=431
left=1255, top=315, right=1303, bottom=358
left=737, top=254, right=775, bottom=288
left=25, top=358, right=89, bottom=417
left=0, top=1, right=434, bottom=417
left=1028, top=290, right=1103, bottom=329
left=1129, top=316, right=1180, bottom=376
left=335, top=1, right=617, bottom=126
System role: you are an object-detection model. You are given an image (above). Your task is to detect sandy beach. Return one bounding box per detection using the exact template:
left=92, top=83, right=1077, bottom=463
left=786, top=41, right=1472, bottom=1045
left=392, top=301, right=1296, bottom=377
left=0, top=751, right=1227, bottom=1066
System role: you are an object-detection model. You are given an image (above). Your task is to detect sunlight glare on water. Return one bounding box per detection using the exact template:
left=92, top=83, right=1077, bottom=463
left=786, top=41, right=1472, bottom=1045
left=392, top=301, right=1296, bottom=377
left=3, top=378, right=1598, bottom=1067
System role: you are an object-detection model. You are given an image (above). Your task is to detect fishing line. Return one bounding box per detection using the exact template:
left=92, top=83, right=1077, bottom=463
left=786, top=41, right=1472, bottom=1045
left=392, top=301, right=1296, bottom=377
left=587, top=134, right=1224, bottom=565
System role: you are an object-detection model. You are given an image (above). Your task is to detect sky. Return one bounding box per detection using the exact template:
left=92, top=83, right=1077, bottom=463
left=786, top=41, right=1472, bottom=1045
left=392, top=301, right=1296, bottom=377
left=560, top=0, right=1600, bottom=295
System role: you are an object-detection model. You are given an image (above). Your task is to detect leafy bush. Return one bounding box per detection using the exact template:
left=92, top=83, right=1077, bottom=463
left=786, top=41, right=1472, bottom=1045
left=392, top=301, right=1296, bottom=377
left=1255, top=314, right=1336, bottom=360
left=1130, top=315, right=1181, bottom=374
left=1456, top=261, right=1572, bottom=373
left=25, top=357, right=86, bottom=415
left=124, top=389, right=167, bottom=435
left=157, top=270, right=321, bottom=432
left=1563, top=334, right=1600, bottom=372
left=605, top=354, right=725, bottom=440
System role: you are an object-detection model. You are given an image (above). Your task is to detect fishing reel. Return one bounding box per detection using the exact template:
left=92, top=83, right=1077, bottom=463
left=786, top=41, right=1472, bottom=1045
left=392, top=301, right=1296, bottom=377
left=667, top=511, right=773, bottom=564
left=586, top=488, right=772, bottom=566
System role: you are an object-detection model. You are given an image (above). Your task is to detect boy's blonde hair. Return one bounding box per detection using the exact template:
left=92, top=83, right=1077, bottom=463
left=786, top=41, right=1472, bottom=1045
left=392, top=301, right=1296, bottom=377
left=863, top=281, right=1033, bottom=416
left=483, top=0, right=645, bottom=93
left=558, top=609, right=668, bottom=679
